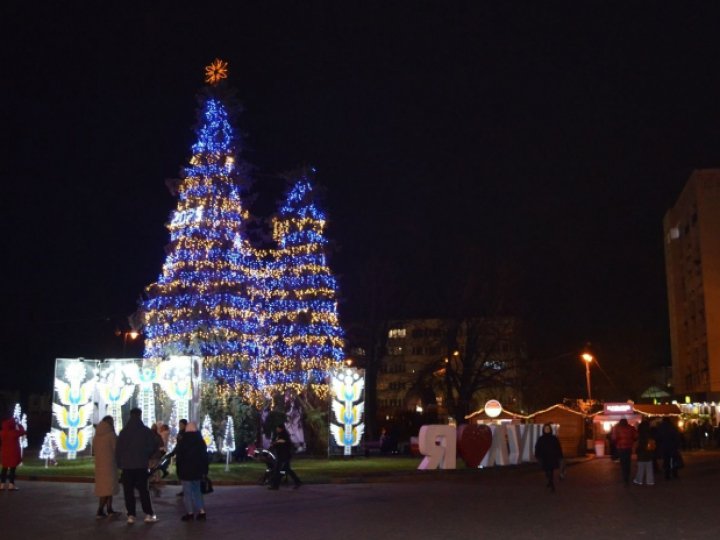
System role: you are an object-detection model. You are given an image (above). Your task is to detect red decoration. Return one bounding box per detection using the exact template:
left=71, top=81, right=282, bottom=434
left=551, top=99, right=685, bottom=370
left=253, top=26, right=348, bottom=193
left=457, top=424, right=492, bottom=468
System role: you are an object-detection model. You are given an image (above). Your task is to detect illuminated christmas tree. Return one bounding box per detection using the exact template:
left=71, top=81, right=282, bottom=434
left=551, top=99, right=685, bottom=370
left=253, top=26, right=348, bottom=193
left=259, top=171, right=346, bottom=398
left=201, top=414, right=217, bottom=453
left=39, top=432, right=56, bottom=468
left=13, top=403, right=28, bottom=456
left=142, top=60, right=262, bottom=393
left=141, top=62, right=347, bottom=412
left=222, top=415, right=235, bottom=471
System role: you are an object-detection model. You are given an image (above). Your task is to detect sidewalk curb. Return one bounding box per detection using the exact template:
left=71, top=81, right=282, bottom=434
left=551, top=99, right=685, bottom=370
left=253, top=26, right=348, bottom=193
left=16, top=455, right=599, bottom=486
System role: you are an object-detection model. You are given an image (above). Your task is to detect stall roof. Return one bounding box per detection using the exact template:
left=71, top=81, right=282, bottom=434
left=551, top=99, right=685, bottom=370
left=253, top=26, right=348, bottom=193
left=526, top=403, right=586, bottom=418
left=632, top=404, right=682, bottom=417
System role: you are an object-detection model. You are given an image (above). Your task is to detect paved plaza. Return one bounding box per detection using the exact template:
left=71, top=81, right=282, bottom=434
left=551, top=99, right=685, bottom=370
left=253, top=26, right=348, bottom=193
left=1, top=451, right=719, bottom=540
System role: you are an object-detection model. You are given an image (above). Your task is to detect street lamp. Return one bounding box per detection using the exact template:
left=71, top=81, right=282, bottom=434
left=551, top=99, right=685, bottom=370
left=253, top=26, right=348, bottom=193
left=122, top=330, right=139, bottom=355
left=581, top=352, right=594, bottom=400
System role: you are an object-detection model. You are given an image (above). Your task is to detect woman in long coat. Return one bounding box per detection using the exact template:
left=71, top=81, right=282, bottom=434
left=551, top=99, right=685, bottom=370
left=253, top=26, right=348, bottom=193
left=534, top=423, right=564, bottom=492
left=1, top=418, right=26, bottom=491
left=93, top=416, right=119, bottom=517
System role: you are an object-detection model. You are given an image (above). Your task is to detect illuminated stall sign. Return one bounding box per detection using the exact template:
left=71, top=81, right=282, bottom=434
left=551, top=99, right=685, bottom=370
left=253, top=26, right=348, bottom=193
left=604, top=403, right=633, bottom=414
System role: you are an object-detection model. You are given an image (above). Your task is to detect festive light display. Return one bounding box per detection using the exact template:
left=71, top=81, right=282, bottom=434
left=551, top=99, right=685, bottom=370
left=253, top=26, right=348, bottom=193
left=124, top=360, right=162, bottom=427
left=142, top=65, right=345, bottom=406
left=257, top=173, right=346, bottom=399
left=53, top=363, right=95, bottom=459
left=329, top=367, right=365, bottom=455
left=157, top=356, right=194, bottom=424
left=205, top=58, right=229, bottom=85
left=95, top=362, right=135, bottom=431
left=12, top=403, right=28, bottom=455
left=142, top=91, right=262, bottom=396
left=39, top=432, right=56, bottom=468
left=222, top=415, right=235, bottom=471
left=201, top=414, right=217, bottom=453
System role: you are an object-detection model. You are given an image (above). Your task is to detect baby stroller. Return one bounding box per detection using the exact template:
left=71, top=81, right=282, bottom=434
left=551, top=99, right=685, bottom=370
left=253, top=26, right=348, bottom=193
left=252, top=448, right=287, bottom=486
left=149, top=452, right=172, bottom=478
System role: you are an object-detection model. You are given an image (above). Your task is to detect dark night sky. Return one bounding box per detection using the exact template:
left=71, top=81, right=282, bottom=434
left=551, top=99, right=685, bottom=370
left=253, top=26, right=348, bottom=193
left=3, top=2, right=720, bottom=397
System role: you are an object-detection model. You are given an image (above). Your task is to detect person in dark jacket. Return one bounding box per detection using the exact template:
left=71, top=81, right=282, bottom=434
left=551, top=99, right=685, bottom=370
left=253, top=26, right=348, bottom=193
left=633, top=420, right=655, bottom=486
left=268, top=425, right=302, bottom=490
left=115, top=408, right=158, bottom=524
left=656, top=417, right=682, bottom=480
left=175, top=422, right=208, bottom=521
left=534, top=423, right=563, bottom=492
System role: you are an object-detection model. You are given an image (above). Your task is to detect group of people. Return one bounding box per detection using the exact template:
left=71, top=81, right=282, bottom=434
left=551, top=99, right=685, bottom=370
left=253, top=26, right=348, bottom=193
left=93, top=408, right=209, bottom=524
left=534, top=417, right=685, bottom=492
left=612, top=416, right=684, bottom=486
left=3, top=406, right=302, bottom=523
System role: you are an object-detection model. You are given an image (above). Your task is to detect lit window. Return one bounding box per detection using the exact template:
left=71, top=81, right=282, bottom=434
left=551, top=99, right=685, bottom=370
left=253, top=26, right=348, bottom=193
left=388, top=328, right=407, bottom=338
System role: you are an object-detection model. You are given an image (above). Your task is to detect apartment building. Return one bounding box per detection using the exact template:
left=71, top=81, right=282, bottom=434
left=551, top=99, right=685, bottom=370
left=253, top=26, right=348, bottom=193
left=664, top=169, right=720, bottom=398
left=350, top=317, right=525, bottom=422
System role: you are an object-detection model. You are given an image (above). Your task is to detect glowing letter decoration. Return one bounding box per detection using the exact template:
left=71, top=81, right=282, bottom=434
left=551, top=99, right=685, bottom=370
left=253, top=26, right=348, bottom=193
left=418, top=425, right=457, bottom=470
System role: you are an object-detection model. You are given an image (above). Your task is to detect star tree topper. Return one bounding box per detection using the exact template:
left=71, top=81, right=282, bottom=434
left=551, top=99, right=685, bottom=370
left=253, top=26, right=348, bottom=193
left=205, top=58, right=229, bottom=85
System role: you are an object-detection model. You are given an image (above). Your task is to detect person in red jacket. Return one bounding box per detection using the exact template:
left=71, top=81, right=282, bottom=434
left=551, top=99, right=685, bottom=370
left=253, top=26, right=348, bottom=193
left=1, top=417, right=26, bottom=491
left=612, top=418, right=638, bottom=485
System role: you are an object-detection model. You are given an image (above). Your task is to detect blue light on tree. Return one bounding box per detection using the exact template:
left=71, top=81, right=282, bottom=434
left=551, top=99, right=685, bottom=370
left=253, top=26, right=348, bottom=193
left=256, top=172, right=346, bottom=398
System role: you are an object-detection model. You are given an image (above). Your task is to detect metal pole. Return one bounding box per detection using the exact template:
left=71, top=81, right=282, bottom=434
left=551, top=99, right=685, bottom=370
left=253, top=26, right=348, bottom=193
left=585, top=361, right=592, bottom=401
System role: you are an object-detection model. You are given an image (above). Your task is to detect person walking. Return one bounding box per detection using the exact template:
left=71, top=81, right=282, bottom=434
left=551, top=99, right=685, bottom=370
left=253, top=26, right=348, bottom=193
left=633, top=420, right=655, bottom=486
left=175, top=422, right=208, bottom=521
left=0, top=417, right=26, bottom=491
left=534, top=423, right=563, bottom=492
left=268, top=424, right=302, bottom=490
left=115, top=408, right=159, bottom=524
left=93, top=416, right=120, bottom=517
left=612, top=418, right=637, bottom=485
left=656, top=417, right=682, bottom=480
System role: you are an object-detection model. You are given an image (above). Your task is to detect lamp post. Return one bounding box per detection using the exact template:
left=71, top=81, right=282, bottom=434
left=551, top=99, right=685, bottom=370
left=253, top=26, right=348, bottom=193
left=581, top=352, right=594, bottom=400
left=122, top=330, right=139, bottom=355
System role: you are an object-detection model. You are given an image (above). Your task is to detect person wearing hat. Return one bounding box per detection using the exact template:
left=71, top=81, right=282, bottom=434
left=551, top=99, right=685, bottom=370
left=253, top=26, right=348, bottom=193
left=175, top=421, right=209, bottom=521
